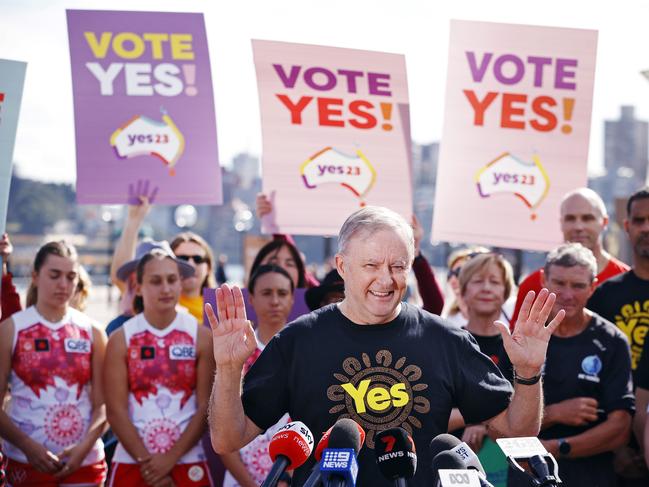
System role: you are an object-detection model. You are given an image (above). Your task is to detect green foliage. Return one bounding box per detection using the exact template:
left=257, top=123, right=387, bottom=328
left=6, top=175, right=76, bottom=234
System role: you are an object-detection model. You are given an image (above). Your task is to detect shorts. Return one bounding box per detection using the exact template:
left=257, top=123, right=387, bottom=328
left=6, top=458, right=107, bottom=486
left=108, top=461, right=212, bottom=487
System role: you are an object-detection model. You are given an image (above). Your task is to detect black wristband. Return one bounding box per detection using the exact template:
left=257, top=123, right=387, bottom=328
left=514, top=370, right=542, bottom=385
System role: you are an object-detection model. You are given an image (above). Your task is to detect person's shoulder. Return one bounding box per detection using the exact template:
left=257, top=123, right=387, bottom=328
left=589, top=312, right=629, bottom=345
left=281, top=305, right=337, bottom=334
left=68, top=307, right=101, bottom=330
left=518, top=268, right=543, bottom=289
left=607, top=256, right=631, bottom=272
left=402, top=303, right=471, bottom=340
left=594, top=269, right=633, bottom=290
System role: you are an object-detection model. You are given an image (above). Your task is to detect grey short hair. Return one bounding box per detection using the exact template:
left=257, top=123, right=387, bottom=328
left=560, top=187, right=608, bottom=218
left=338, top=206, right=415, bottom=261
left=544, top=243, right=597, bottom=281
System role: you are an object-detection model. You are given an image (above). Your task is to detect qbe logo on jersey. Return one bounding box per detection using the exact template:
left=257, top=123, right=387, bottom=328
left=169, top=344, right=196, bottom=360
left=438, top=469, right=481, bottom=486
left=64, top=338, right=91, bottom=353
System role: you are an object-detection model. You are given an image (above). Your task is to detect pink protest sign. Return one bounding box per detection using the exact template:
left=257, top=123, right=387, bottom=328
left=432, top=21, right=597, bottom=251
left=253, top=40, right=413, bottom=236
left=66, top=10, right=222, bottom=205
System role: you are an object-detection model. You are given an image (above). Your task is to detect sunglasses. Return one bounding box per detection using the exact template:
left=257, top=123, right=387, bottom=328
left=176, top=254, right=208, bottom=265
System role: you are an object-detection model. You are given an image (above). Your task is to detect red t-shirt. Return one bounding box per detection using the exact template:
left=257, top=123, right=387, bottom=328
left=511, top=256, right=630, bottom=327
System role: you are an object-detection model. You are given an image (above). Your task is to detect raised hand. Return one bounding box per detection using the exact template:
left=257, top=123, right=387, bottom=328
left=255, top=192, right=274, bottom=219
left=127, top=179, right=159, bottom=206
left=205, top=284, right=257, bottom=368
left=494, top=289, right=565, bottom=376
left=411, top=214, right=423, bottom=256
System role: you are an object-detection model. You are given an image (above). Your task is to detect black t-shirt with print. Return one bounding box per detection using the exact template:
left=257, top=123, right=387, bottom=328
left=508, top=313, right=635, bottom=487
left=469, top=332, right=514, bottom=384
left=241, top=303, right=513, bottom=487
left=588, top=270, right=649, bottom=376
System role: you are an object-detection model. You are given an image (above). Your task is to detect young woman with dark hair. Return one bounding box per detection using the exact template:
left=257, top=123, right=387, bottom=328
left=221, top=265, right=294, bottom=487
left=105, top=246, right=215, bottom=487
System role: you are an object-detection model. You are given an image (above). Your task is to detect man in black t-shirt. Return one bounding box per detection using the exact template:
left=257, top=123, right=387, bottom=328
left=588, top=187, right=649, bottom=484
left=509, top=243, right=634, bottom=487
left=207, top=206, right=565, bottom=487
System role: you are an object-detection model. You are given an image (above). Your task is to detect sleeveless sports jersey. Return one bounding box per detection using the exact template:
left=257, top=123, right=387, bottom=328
left=113, top=312, right=206, bottom=464
left=3, top=306, right=104, bottom=465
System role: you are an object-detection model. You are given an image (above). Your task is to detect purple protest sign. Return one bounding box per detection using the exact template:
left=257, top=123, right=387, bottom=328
left=66, top=10, right=222, bottom=204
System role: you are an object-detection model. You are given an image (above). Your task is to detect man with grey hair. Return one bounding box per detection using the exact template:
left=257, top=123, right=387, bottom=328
left=508, top=242, right=634, bottom=487
left=511, top=187, right=629, bottom=323
left=207, top=206, right=565, bottom=487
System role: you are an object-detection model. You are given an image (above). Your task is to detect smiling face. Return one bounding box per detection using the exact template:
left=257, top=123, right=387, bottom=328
left=461, top=262, right=506, bottom=318
left=560, top=194, right=607, bottom=251
left=335, top=228, right=411, bottom=324
left=32, top=254, right=79, bottom=311
left=137, top=256, right=182, bottom=315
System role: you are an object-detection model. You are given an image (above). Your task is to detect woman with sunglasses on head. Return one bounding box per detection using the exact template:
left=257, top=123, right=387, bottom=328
left=170, top=232, right=216, bottom=321
left=105, top=244, right=215, bottom=487
left=447, top=252, right=515, bottom=454
left=221, top=265, right=294, bottom=487
left=0, top=241, right=108, bottom=486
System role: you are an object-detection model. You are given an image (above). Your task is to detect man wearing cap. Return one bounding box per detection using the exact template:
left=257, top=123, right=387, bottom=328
left=207, top=206, right=564, bottom=487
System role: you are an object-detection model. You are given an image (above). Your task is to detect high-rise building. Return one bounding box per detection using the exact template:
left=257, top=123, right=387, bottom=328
left=604, top=105, right=648, bottom=185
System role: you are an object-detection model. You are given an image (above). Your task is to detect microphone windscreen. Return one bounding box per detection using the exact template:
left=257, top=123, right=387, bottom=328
left=432, top=451, right=466, bottom=484
left=314, top=426, right=333, bottom=461
left=429, top=433, right=462, bottom=461
left=375, top=427, right=417, bottom=480
left=328, top=418, right=364, bottom=454
left=268, top=421, right=314, bottom=469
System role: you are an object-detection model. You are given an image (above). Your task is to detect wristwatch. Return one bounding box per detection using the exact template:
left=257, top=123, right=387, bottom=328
left=558, top=438, right=571, bottom=457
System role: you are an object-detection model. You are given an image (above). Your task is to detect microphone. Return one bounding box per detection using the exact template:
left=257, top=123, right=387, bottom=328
left=495, top=437, right=561, bottom=486
left=429, top=433, right=486, bottom=478
left=261, top=421, right=315, bottom=487
left=432, top=451, right=494, bottom=487
left=374, top=427, right=417, bottom=487
left=304, top=420, right=366, bottom=487
left=320, top=418, right=364, bottom=487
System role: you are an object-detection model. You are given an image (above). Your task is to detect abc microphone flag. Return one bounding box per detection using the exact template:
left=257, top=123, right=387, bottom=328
left=261, top=421, right=314, bottom=487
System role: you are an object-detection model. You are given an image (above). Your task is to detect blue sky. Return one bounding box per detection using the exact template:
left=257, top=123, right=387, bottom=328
left=2, top=0, right=649, bottom=182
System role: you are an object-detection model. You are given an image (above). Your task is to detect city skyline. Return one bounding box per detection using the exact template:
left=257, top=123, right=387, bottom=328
left=3, top=0, right=649, bottom=183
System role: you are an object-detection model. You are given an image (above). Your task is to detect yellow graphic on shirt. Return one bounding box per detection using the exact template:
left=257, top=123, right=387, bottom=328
left=614, top=300, right=649, bottom=369
left=327, top=350, right=430, bottom=448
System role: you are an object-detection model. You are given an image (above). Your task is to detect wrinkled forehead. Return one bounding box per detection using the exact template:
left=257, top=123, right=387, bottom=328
left=345, top=226, right=411, bottom=260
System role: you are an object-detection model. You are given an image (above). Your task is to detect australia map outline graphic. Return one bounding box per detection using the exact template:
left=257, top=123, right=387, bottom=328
left=110, top=108, right=185, bottom=176
left=474, top=152, right=550, bottom=220
left=300, top=147, right=377, bottom=206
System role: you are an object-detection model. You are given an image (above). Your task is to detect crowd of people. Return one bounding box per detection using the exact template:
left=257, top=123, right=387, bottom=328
left=0, top=185, right=649, bottom=486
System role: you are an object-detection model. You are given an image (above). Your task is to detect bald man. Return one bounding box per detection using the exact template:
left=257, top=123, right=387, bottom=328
left=511, top=187, right=629, bottom=324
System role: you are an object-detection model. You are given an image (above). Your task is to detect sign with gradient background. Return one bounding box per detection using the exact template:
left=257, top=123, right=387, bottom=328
left=0, top=59, right=27, bottom=234
left=433, top=20, right=597, bottom=250
left=67, top=10, right=222, bottom=204
left=253, top=40, right=412, bottom=236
